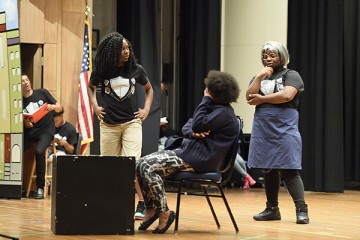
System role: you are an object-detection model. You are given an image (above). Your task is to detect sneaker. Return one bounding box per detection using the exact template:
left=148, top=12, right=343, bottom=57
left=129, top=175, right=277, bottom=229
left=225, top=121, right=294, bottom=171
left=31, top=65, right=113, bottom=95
left=245, top=175, right=256, bottom=186
left=35, top=188, right=44, bottom=199
left=243, top=179, right=250, bottom=190
left=134, top=201, right=146, bottom=220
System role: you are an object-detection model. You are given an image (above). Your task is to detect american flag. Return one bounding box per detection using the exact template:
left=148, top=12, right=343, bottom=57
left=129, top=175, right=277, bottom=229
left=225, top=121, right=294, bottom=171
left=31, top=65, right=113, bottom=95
left=77, top=19, right=94, bottom=149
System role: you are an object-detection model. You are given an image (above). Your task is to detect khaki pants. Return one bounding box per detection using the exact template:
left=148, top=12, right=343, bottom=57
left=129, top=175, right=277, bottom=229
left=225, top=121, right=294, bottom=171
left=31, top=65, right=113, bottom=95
left=100, top=118, right=142, bottom=160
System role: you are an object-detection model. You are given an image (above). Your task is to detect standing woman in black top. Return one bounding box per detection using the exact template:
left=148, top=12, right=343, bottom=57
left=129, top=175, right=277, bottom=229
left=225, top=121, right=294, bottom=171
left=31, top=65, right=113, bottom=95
left=87, top=32, right=154, bottom=220
left=246, top=41, right=309, bottom=224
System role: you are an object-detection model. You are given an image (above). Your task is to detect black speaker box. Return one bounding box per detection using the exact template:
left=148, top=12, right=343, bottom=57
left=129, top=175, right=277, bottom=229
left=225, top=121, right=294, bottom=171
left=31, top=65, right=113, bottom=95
left=51, top=155, right=135, bottom=235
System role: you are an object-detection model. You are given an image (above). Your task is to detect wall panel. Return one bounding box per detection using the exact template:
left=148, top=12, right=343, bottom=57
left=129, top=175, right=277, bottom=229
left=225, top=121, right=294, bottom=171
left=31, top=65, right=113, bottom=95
left=43, top=44, right=57, bottom=95
left=19, top=0, right=45, bottom=43
left=63, top=0, right=84, bottom=13
left=32, top=46, right=43, bottom=90
left=61, top=12, right=84, bottom=125
left=45, top=0, right=61, bottom=44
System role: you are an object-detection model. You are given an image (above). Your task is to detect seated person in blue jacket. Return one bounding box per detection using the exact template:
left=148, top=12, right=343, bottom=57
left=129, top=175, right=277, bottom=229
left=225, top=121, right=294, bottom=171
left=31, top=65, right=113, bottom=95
left=49, top=108, right=78, bottom=159
left=136, top=70, right=240, bottom=234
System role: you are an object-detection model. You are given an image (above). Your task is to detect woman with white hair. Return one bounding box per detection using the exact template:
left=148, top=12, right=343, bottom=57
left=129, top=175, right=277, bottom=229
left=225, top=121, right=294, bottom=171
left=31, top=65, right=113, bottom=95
left=246, top=41, right=309, bottom=224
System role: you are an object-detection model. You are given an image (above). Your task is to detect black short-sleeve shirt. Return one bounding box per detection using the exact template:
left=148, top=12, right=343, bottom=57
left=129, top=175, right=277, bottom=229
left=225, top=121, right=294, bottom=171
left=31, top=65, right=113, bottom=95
left=90, top=64, right=149, bottom=124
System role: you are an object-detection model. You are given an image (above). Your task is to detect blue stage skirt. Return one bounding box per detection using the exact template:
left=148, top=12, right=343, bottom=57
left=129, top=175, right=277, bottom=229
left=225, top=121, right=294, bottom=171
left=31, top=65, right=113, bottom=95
left=247, top=107, right=302, bottom=170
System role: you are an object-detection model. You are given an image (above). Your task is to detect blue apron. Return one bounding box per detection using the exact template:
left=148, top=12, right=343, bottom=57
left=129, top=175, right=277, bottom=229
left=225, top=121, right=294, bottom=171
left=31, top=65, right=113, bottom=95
left=248, top=107, right=302, bottom=169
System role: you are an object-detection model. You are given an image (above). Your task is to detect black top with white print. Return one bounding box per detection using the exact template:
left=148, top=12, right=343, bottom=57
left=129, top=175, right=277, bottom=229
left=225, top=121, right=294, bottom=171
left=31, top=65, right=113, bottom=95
left=250, top=67, right=304, bottom=109
left=90, top=63, right=149, bottom=124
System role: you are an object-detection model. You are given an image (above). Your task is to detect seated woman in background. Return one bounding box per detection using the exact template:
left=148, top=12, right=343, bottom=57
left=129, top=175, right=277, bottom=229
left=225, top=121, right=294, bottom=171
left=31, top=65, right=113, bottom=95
left=234, top=153, right=256, bottom=189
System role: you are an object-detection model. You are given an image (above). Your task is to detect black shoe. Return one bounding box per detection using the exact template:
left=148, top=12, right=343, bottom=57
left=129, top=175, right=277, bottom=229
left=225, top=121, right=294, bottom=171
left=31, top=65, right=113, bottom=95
left=138, top=211, right=159, bottom=230
left=253, top=206, right=281, bottom=221
left=152, top=211, right=176, bottom=234
left=35, top=188, right=44, bottom=199
left=296, top=203, right=309, bottom=224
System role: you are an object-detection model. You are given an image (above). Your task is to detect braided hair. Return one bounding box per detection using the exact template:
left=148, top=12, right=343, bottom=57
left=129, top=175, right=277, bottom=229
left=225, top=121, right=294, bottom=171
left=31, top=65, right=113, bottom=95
left=94, top=32, right=137, bottom=79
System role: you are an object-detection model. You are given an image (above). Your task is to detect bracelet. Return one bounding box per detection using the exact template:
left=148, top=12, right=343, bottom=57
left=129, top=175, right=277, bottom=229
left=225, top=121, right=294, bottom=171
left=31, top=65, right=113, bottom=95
left=29, top=122, right=33, bottom=128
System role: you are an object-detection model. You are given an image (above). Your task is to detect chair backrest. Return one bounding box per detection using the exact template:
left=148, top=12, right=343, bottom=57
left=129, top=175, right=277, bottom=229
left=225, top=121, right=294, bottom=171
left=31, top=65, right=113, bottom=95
left=74, top=133, right=82, bottom=155
left=218, top=118, right=242, bottom=185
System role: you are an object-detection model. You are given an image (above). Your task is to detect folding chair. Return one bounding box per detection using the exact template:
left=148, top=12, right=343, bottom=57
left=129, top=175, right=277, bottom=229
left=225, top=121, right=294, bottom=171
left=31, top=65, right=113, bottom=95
left=165, top=118, right=242, bottom=234
left=73, top=132, right=82, bottom=155
left=46, top=132, right=82, bottom=196
left=26, top=139, right=56, bottom=198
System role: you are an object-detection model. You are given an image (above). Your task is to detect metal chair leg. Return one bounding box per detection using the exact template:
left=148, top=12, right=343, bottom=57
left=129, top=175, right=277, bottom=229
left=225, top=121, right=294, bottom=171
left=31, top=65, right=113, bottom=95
left=174, top=181, right=184, bottom=234
left=218, top=185, right=239, bottom=234
left=202, top=186, right=220, bottom=229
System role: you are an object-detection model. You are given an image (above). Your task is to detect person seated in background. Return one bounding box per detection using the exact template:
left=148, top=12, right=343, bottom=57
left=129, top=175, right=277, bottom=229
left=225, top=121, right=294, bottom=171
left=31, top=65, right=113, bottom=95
left=158, top=117, right=179, bottom=151
left=232, top=116, right=256, bottom=189
left=22, top=74, right=63, bottom=199
left=234, top=153, right=256, bottom=189
left=49, top=108, right=78, bottom=158
left=136, top=70, right=240, bottom=234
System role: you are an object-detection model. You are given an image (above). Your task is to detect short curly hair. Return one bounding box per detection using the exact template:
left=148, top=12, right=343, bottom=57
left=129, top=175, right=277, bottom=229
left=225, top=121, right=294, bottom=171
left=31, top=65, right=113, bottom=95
left=204, top=70, right=240, bottom=104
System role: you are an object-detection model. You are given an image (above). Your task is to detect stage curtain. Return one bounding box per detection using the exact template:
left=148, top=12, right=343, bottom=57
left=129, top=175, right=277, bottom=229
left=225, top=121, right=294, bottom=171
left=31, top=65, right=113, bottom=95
left=288, top=0, right=360, bottom=192
left=343, top=0, right=360, bottom=185
left=178, top=0, right=221, bottom=128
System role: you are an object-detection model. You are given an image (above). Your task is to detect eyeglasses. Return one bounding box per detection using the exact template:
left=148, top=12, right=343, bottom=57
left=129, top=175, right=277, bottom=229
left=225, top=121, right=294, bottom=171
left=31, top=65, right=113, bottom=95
left=262, top=53, right=278, bottom=60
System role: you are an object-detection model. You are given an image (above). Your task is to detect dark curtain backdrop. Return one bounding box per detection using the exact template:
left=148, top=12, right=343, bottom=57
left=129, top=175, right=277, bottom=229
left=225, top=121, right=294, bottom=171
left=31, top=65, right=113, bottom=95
left=288, top=0, right=360, bottom=192
left=117, top=0, right=161, bottom=156
left=178, top=0, right=221, bottom=128
left=343, top=1, right=360, bottom=184
left=115, top=0, right=221, bottom=154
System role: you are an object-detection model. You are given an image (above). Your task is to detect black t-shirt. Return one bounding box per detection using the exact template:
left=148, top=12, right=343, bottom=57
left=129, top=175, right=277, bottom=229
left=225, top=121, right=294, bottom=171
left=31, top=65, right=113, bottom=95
left=55, top=122, right=77, bottom=154
left=90, top=64, right=149, bottom=124
left=23, top=89, right=57, bottom=137
left=250, top=67, right=305, bottom=109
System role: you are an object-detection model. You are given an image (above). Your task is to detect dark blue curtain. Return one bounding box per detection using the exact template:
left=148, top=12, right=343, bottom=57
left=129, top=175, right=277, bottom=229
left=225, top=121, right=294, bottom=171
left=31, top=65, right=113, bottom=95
left=288, top=0, right=360, bottom=192
left=343, top=0, right=360, bottom=187
left=178, top=0, right=221, bottom=128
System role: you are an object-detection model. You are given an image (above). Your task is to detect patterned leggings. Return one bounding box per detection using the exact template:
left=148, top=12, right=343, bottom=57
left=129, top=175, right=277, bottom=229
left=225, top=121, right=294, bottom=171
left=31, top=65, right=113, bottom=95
left=136, top=150, right=194, bottom=212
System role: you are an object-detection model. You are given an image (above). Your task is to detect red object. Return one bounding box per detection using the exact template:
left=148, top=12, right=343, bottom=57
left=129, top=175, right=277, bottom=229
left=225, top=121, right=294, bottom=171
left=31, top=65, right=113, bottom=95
left=23, top=103, right=49, bottom=123
left=77, top=19, right=94, bottom=153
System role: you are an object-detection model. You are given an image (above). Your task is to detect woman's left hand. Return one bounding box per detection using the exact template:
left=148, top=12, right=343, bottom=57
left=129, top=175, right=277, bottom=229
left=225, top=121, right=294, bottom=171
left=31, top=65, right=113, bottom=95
left=247, top=94, right=263, bottom=105
left=134, top=108, right=149, bottom=121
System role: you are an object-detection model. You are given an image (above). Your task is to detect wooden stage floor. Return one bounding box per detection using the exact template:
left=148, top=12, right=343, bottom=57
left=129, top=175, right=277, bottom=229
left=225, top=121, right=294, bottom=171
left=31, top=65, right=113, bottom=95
left=0, top=188, right=359, bottom=240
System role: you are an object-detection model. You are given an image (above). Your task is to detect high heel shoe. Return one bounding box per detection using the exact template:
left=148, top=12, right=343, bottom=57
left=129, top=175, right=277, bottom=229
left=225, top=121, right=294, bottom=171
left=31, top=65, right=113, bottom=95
left=152, top=211, right=176, bottom=234
left=138, top=211, right=160, bottom=230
